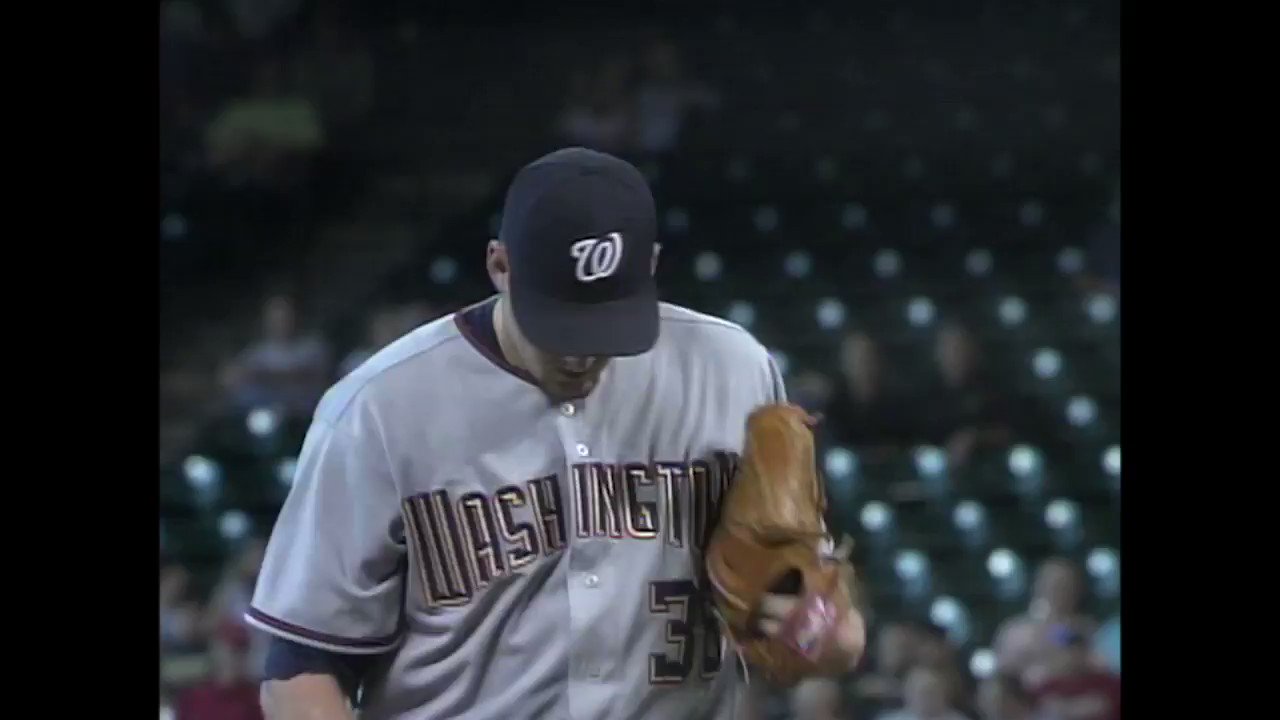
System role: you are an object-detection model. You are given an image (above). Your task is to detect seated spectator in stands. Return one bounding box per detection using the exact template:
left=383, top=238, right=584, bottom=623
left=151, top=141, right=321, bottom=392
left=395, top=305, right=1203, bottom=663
left=205, top=58, right=325, bottom=189
left=792, top=678, right=848, bottom=720
left=915, top=622, right=974, bottom=713
left=1092, top=614, right=1120, bottom=675
left=925, top=323, right=1012, bottom=469
left=855, top=621, right=920, bottom=711
left=175, top=622, right=263, bottom=720
left=826, top=332, right=917, bottom=457
left=221, top=295, right=330, bottom=417
left=994, top=558, right=1097, bottom=687
left=557, top=60, right=635, bottom=154
left=790, top=369, right=835, bottom=418
left=339, top=306, right=410, bottom=378
left=976, top=675, right=1036, bottom=720
left=202, top=538, right=269, bottom=678
left=876, top=665, right=971, bottom=720
left=160, top=564, right=203, bottom=654
left=633, top=39, right=720, bottom=154
left=1030, top=627, right=1120, bottom=720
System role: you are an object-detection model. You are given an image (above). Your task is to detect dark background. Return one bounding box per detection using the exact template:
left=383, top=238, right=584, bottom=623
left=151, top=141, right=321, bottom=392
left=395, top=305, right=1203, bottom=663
left=159, top=1, right=1121, bottom=718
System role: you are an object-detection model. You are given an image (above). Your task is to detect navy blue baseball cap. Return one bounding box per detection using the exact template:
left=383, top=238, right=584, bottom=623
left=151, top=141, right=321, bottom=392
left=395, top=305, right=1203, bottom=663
left=498, top=147, right=659, bottom=357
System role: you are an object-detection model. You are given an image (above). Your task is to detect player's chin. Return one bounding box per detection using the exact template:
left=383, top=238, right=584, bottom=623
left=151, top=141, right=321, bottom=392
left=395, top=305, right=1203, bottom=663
left=544, top=376, right=596, bottom=402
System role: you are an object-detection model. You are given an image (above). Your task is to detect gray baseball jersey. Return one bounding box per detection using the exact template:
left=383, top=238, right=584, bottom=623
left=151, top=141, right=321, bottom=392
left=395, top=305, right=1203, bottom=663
left=248, top=298, right=787, bottom=720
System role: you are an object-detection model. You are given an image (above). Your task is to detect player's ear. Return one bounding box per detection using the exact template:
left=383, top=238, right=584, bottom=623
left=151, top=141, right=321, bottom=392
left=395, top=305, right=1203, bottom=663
left=487, top=240, right=510, bottom=293
left=651, top=243, right=662, bottom=276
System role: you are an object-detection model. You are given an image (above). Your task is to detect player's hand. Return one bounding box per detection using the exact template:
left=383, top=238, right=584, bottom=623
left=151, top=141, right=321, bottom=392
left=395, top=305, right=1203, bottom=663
left=756, top=592, right=867, bottom=671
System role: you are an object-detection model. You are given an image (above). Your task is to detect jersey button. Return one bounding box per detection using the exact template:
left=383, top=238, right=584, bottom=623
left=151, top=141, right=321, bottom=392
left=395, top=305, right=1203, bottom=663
left=575, top=443, right=590, bottom=457
left=560, top=402, right=577, bottom=417
left=584, top=573, right=600, bottom=588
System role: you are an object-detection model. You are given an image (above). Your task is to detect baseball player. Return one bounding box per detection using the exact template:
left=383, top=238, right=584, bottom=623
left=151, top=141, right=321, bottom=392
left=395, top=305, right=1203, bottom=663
left=249, top=147, right=865, bottom=720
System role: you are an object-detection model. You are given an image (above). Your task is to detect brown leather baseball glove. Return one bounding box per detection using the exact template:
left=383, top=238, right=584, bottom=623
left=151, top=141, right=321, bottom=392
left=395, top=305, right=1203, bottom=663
left=705, top=403, right=860, bottom=687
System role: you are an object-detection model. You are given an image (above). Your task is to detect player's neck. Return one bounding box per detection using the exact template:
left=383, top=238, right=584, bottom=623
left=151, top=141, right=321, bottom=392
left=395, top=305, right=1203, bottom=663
left=492, top=296, right=534, bottom=376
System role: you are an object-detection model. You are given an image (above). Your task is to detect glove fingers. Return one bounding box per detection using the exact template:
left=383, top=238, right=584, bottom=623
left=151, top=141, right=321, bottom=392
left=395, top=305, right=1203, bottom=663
left=705, top=404, right=863, bottom=687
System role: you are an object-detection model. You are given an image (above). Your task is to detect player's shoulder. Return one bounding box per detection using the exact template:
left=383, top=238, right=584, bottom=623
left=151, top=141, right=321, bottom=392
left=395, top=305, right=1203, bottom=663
left=657, top=302, right=771, bottom=360
left=313, top=311, right=467, bottom=424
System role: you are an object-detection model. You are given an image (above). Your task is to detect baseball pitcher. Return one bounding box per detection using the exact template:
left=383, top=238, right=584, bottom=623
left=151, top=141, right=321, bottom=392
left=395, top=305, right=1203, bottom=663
left=249, top=147, right=866, bottom=720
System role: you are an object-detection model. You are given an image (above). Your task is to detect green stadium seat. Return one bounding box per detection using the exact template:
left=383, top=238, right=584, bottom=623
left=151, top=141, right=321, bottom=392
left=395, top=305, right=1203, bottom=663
left=928, top=595, right=974, bottom=647
left=218, top=509, right=252, bottom=543
left=220, top=456, right=292, bottom=513
left=892, top=547, right=933, bottom=602
left=1086, top=546, right=1120, bottom=600
left=160, top=466, right=198, bottom=514
left=161, top=514, right=225, bottom=566
left=983, top=546, right=1029, bottom=603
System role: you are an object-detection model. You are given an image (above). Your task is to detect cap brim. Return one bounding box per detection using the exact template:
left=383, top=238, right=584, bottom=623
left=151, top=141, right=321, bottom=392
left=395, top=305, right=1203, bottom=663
left=510, top=283, right=660, bottom=357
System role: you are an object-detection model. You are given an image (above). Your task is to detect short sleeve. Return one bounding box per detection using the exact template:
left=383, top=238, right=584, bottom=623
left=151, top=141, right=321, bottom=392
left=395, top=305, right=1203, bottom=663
left=247, top=406, right=406, bottom=654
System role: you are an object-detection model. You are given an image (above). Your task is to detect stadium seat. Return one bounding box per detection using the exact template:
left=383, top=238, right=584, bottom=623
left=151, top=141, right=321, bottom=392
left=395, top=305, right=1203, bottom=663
left=1086, top=546, right=1121, bottom=600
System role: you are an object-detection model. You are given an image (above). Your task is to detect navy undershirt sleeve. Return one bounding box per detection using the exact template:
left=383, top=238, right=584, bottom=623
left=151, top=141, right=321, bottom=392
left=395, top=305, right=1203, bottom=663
left=264, top=636, right=385, bottom=703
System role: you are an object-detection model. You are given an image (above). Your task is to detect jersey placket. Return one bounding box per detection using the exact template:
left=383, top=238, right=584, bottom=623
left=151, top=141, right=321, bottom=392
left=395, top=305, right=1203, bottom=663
left=555, top=397, right=621, bottom=720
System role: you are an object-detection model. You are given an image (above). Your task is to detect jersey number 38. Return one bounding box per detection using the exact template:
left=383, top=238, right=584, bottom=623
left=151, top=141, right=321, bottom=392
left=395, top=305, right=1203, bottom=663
left=648, top=579, right=723, bottom=685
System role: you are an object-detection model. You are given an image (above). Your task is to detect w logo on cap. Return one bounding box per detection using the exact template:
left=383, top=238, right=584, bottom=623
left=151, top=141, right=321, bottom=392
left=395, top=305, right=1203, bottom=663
left=570, top=232, right=624, bottom=283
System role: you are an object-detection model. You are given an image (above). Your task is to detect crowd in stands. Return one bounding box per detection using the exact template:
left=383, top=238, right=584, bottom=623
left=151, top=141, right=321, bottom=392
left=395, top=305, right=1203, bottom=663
left=161, top=540, right=268, bottom=720
left=556, top=38, right=720, bottom=156
left=783, top=555, right=1119, bottom=720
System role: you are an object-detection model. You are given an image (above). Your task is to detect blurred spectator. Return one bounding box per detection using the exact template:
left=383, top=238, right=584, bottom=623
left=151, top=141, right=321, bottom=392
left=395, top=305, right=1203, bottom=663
left=1091, top=614, right=1120, bottom=675
left=160, top=564, right=203, bottom=653
left=877, top=665, right=971, bottom=720
left=790, top=369, right=835, bottom=418
left=792, top=678, right=847, bottom=720
left=826, top=332, right=917, bottom=456
left=205, top=58, right=325, bottom=188
left=203, top=538, right=269, bottom=678
left=976, top=675, right=1036, bottom=720
left=994, top=558, right=1097, bottom=687
left=926, top=324, right=1012, bottom=469
left=855, top=621, right=919, bottom=709
left=914, top=622, right=974, bottom=714
left=557, top=60, right=635, bottom=154
left=221, top=295, right=331, bottom=416
left=175, top=623, right=263, bottom=720
left=1030, top=627, right=1120, bottom=720
left=204, top=538, right=265, bottom=631
left=633, top=39, right=720, bottom=154
left=339, top=306, right=411, bottom=377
